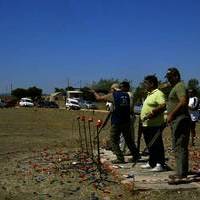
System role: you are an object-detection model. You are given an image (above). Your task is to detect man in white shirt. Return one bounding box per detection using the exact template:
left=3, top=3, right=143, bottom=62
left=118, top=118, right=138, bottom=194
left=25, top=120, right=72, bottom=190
left=188, top=88, right=199, bottom=146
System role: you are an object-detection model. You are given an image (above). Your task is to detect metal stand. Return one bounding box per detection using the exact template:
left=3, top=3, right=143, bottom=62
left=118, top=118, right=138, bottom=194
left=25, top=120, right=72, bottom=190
left=88, top=117, right=94, bottom=161
left=81, top=115, right=89, bottom=154
left=77, top=116, right=83, bottom=152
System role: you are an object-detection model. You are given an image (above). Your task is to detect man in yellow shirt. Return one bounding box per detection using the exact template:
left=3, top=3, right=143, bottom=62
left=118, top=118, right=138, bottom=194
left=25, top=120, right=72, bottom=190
left=140, top=75, right=166, bottom=172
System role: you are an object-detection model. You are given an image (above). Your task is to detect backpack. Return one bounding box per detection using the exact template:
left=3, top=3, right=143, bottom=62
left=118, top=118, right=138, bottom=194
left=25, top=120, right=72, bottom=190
left=111, top=91, right=130, bottom=124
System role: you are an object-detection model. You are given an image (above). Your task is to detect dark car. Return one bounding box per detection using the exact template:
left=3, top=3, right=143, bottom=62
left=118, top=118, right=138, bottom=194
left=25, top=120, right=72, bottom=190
left=0, top=99, right=6, bottom=108
left=81, top=100, right=97, bottom=109
left=4, top=99, right=18, bottom=108
left=37, top=100, right=59, bottom=108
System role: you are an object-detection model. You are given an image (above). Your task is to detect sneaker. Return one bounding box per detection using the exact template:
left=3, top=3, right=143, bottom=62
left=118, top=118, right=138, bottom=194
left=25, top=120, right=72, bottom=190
left=168, top=177, right=188, bottom=185
left=150, top=163, right=164, bottom=172
left=140, top=162, right=151, bottom=169
left=168, top=174, right=187, bottom=179
left=127, top=157, right=136, bottom=163
left=128, top=154, right=141, bottom=163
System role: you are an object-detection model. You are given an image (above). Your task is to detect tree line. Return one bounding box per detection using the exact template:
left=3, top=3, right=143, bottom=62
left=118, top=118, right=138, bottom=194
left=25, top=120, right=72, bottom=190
left=11, top=78, right=200, bottom=103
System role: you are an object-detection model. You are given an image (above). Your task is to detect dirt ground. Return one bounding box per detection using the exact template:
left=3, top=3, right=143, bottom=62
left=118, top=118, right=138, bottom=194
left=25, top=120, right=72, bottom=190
left=0, top=108, right=200, bottom=200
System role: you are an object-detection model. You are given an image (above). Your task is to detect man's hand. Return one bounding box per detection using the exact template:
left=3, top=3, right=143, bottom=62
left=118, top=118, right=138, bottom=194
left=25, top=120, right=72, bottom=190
left=142, top=112, right=154, bottom=122
left=89, top=88, right=95, bottom=93
left=167, top=112, right=174, bottom=124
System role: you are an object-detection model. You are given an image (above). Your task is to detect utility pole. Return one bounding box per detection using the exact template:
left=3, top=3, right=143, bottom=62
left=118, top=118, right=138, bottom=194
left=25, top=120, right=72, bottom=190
left=67, top=78, right=70, bottom=89
left=10, top=82, right=13, bottom=95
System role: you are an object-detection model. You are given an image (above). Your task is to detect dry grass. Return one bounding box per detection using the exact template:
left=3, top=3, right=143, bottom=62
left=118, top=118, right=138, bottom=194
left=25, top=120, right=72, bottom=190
left=0, top=108, right=107, bottom=153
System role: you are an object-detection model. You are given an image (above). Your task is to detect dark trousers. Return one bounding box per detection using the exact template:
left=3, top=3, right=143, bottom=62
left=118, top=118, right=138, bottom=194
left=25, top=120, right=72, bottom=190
left=171, top=115, right=190, bottom=176
left=110, top=122, right=139, bottom=161
left=142, top=126, right=165, bottom=167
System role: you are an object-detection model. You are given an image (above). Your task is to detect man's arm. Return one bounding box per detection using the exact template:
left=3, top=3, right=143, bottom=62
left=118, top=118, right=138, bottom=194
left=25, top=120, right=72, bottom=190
left=92, top=90, right=112, bottom=102
left=144, top=103, right=166, bottom=120
left=167, top=96, right=188, bottom=123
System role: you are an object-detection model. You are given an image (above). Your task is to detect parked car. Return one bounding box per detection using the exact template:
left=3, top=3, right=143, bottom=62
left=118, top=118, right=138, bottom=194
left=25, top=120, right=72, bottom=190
left=4, top=99, right=18, bottom=108
left=37, top=100, right=59, bottom=108
left=19, top=98, right=34, bottom=107
left=0, top=99, right=6, bottom=108
left=81, top=100, right=97, bottom=109
left=66, top=98, right=81, bottom=110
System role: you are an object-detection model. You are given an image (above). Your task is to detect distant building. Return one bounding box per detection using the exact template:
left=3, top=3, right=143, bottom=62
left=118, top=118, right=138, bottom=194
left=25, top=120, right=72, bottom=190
left=49, top=92, right=65, bottom=102
left=66, top=90, right=83, bottom=100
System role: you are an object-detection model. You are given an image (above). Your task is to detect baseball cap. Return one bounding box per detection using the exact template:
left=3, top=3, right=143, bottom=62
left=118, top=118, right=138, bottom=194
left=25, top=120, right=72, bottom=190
left=110, top=83, right=120, bottom=91
left=120, top=81, right=130, bottom=89
left=165, top=67, right=180, bottom=78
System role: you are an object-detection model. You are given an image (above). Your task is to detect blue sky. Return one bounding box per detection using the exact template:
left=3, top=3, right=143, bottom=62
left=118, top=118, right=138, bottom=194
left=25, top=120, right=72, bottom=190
left=0, top=0, right=199, bottom=94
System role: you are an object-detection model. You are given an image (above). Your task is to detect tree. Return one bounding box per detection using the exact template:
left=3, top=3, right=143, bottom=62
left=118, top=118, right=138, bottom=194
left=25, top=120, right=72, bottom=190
left=133, top=83, right=146, bottom=104
left=27, top=87, right=42, bottom=100
left=54, top=88, right=66, bottom=96
left=91, top=78, right=120, bottom=93
left=188, top=79, right=199, bottom=90
left=65, top=86, right=75, bottom=91
left=11, top=88, right=28, bottom=99
left=80, top=87, right=96, bottom=101
left=187, top=79, right=200, bottom=97
left=11, top=86, right=42, bottom=100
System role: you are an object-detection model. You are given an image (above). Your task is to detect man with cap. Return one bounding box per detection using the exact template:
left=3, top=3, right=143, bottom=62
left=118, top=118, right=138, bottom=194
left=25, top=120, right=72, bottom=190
left=119, top=81, right=137, bottom=155
left=165, top=67, right=190, bottom=184
left=92, top=83, right=139, bottom=164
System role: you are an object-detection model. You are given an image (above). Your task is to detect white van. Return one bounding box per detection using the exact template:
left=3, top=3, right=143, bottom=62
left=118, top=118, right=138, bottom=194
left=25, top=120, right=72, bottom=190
left=19, top=98, right=34, bottom=107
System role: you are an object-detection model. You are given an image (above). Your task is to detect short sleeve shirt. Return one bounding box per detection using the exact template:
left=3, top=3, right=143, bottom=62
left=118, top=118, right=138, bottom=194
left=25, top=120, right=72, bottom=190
left=106, top=92, right=134, bottom=113
left=140, top=89, right=166, bottom=127
left=188, top=97, right=199, bottom=121
left=167, top=82, right=188, bottom=116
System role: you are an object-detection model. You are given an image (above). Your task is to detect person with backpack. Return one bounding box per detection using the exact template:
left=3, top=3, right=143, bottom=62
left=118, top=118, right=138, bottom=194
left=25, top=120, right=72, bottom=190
left=119, top=81, right=136, bottom=155
left=92, top=83, right=139, bottom=164
left=188, top=88, right=199, bottom=146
